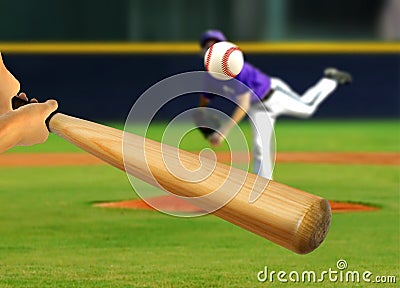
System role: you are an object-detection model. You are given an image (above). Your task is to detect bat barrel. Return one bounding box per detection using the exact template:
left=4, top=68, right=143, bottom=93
left=295, top=197, right=331, bottom=254
left=205, top=179, right=332, bottom=254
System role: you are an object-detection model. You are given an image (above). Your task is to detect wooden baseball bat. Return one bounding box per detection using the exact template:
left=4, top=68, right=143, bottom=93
left=12, top=97, right=331, bottom=254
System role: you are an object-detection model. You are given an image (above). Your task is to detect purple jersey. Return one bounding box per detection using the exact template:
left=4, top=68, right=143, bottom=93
left=203, top=62, right=272, bottom=103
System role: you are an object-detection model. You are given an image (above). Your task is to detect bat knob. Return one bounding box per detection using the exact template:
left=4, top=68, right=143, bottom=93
left=293, top=198, right=332, bottom=254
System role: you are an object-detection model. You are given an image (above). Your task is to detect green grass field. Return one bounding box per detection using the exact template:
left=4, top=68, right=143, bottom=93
left=0, top=120, right=399, bottom=287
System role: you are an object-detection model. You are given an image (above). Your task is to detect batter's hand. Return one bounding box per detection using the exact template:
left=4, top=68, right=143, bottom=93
left=0, top=52, right=20, bottom=114
left=10, top=98, right=58, bottom=146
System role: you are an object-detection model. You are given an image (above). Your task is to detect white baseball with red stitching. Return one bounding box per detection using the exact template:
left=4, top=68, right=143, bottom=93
left=204, top=41, right=244, bottom=81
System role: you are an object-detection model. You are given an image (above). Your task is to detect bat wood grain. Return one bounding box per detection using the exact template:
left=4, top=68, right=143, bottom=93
left=49, top=113, right=331, bottom=254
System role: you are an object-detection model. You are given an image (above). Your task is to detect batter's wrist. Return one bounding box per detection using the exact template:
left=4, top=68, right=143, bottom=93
left=0, top=112, right=22, bottom=151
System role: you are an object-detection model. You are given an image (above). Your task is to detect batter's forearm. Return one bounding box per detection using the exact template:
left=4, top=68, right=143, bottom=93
left=0, top=113, right=20, bottom=153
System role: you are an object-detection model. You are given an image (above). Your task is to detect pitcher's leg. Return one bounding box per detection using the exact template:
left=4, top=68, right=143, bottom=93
left=249, top=108, right=275, bottom=179
left=266, top=90, right=318, bottom=118
left=266, top=78, right=337, bottom=119
left=301, top=78, right=337, bottom=105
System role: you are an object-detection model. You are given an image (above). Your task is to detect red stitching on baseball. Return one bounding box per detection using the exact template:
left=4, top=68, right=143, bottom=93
left=205, top=43, right=215, bottom=71
left=222, top=47, right=240, bottom=78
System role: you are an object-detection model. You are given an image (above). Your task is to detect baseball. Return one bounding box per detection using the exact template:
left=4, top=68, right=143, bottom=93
left=204, top=41, right=244, bottom=80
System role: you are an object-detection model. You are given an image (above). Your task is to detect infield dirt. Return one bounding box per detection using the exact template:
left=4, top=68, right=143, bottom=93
left=2, top=152, right=392, bottom=213
left=1, top=152, right=398, bottom=167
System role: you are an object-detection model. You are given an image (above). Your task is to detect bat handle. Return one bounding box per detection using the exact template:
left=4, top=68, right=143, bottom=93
left=11, top=95, right=58, bottom=132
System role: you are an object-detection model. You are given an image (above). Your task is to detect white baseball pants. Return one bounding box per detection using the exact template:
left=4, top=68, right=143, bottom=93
left=248, top=77, right=337, bottom=179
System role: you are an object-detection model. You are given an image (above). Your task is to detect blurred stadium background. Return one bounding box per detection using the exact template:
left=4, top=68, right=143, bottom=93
left=0, top=0, right=398, bottom=121
left=0, top=1, right=398, bottom=287
left=0, top=0, right=398, bottom=41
